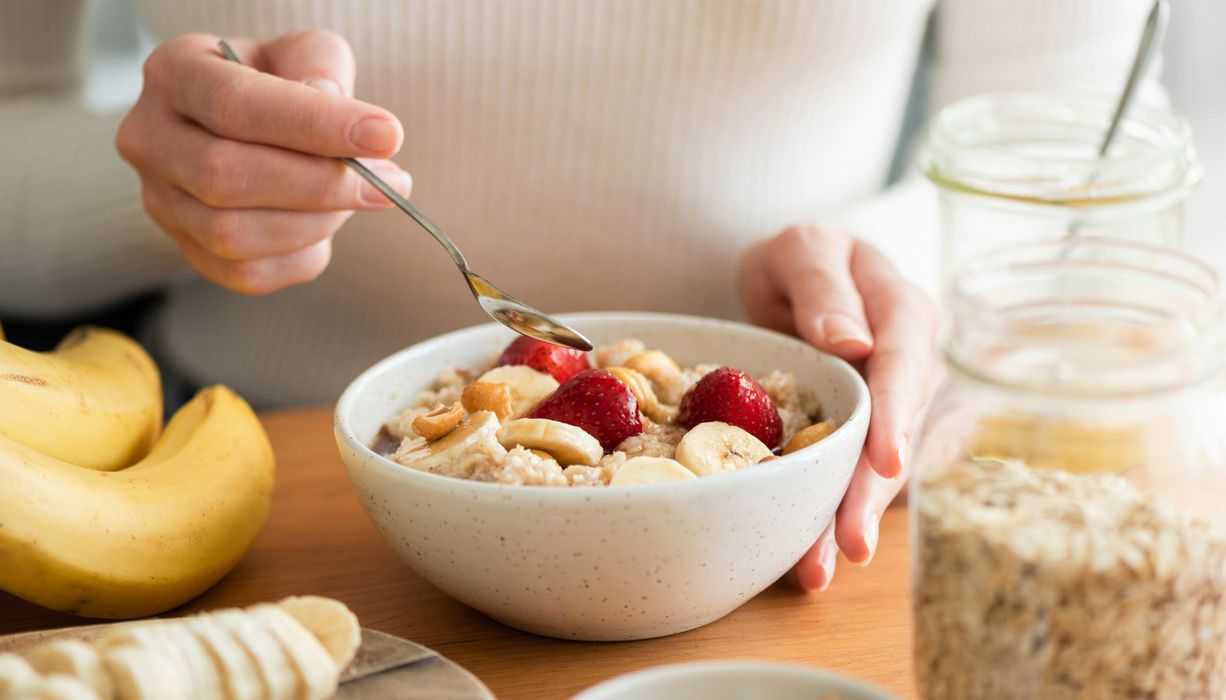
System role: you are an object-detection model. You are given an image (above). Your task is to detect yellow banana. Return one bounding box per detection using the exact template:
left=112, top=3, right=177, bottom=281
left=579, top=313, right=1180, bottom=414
left=0, top=385, right=274, bottom=619
left=0, top=327, right=161, bottom=471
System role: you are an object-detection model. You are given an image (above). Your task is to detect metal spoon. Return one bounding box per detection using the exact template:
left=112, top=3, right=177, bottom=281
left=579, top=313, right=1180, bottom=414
left=216, top=40, right=593, bottom=351
left=1067, top=0, right=1169, bottom=237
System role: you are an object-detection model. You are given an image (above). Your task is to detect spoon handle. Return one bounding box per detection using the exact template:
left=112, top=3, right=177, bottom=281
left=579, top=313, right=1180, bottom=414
left=215, top=40, right=470, bottom=271
left=1098, top=0, right=1169, bottom=158
left=338, top=157, right=469, bottom=270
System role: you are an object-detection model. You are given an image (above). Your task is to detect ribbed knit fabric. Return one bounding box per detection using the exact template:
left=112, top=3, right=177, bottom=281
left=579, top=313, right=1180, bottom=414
left=0, top=0, right=1156, bottom=406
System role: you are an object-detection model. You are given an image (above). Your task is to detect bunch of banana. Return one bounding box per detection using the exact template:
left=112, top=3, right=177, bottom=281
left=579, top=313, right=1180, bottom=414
left=0, top=325, right=275, bottom=619
left=0, top=596, right=360, bottom=700
left=0, top=327, right=161, bottom=471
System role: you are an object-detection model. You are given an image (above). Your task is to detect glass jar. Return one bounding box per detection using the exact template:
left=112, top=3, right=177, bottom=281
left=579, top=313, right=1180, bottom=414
left=922, top=91, right=1200, bottom=286
left=910, top=238, right=1226, bottom=699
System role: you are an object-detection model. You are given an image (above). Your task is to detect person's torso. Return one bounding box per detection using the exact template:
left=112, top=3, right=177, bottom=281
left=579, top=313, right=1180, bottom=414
left=138, top=0, right=933, bottom=405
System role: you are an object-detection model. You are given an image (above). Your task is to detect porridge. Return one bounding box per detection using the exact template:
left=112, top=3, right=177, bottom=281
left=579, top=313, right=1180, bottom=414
left=375, top=336, right=834, bottom=487
left=915, top=458, right=1226, bottom=699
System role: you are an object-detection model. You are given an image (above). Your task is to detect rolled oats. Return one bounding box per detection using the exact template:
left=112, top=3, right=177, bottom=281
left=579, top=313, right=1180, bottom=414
left=915, top=459, right=1226, bottom=699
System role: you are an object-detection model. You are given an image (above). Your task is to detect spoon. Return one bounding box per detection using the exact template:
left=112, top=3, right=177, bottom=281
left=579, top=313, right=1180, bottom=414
left=216, top=39, right=593, bottom=352
left=1067, top=0, right=1169, bottom=237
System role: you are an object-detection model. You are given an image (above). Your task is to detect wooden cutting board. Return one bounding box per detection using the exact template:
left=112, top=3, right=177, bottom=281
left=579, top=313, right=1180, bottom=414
left=0, top=624, right=493, bottom=700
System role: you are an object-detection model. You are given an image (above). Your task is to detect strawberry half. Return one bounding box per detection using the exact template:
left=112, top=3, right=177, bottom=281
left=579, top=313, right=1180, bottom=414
left=496, top=336, right=591, bottom=383
left=528, top=369, right=643, bottom=451
left=677, top=367, right=783, bottom=449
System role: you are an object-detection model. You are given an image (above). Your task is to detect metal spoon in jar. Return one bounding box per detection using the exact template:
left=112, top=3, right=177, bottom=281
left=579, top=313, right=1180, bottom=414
left=216, top=40, right=593, bottom=352
left=1067, top=0, right=1169, bottom=238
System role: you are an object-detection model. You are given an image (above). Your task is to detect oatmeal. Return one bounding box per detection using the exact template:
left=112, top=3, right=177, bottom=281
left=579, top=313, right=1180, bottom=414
left=915, top=458, right=1226, bottom=699
left=378, top=337, right=833, bottom=487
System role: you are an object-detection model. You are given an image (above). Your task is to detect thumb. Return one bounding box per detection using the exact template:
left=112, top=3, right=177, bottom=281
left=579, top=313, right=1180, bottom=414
left=777, top=227, right=875, bottom=361
left=264, top=30, right=358, bottom=99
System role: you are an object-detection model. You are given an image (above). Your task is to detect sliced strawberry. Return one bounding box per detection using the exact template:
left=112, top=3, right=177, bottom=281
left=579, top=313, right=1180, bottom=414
left=677, top=367, right=783, bottom=449
left=496, top=336, right=591, bottom=383
left=528, top=369, right=643, bottom=451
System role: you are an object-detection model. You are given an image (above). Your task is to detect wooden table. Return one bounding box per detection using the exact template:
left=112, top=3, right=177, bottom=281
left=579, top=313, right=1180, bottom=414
left=0, top=409, right=915, bottom=699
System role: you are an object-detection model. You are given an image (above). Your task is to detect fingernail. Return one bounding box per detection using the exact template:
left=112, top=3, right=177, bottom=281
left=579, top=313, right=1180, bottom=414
left=816, top=537, right=838, bottom=591
left=797, top=565, right=821, bottom=592
left=305, top=77, right=343, bottom=96
left=821, top=314, right=873, bottom=349
left=349, top=118, right=399, bottom=153
left=857, top=518, right=879, bottom=567
left=359, top=164, right=411, bottom=206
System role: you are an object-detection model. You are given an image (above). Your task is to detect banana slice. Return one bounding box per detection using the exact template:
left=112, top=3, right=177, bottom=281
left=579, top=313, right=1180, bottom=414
left=101, top=644, right=188, bottom=700
left=497, top=419, right=602, bottom=467
left=212, top=609, right=296, bottom=700
left=624, top=350, right=686, bottom=404
left=675, top=422, right=772, bottom=476
left=19, top=674, right=98, bottom=700
left=393, top=411, right=500, bottom=474
left=249, top=605, right=338, bottom=700
left=604, top=367, right=675, bottom=424
left=186, top=616, right=263, bottom=700
left=0, top=653, right=36, bottom=697
left=609, top=457, right=697, bottom=486
left=25, top=640, right=111, bottom=698
left=101, top=622, right=223, bottom=700
left=277, top=596, right=362, bottom=670
left=476, top=366, right=559, bottom=418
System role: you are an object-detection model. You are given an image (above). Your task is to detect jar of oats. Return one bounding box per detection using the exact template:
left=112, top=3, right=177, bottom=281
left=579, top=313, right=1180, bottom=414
left=910, top=239, right=1226, bottom=700
left=923, top=91, right=1200, bottom=286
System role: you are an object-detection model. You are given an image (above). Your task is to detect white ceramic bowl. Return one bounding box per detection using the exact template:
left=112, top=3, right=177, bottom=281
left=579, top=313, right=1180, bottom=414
left=573, top=661, right=900, bottom=700
left=335, top=312, right=869, bottom=641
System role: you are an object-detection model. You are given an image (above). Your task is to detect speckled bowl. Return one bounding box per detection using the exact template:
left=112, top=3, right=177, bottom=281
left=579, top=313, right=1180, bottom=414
left=574, top=661, right=900, bottom=700
left=335, top=312, right=870, bottom=641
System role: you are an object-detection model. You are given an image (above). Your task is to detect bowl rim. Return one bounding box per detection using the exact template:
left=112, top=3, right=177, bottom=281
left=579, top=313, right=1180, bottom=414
left=335, top=311, right=870, bottom=499
left=571, top=659, right=900, bottom=699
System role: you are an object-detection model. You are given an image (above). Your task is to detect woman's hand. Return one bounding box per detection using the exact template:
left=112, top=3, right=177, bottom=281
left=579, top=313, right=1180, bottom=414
left=117, top=31, right=411, bottom=294
left=739, top=225, right=940, bottom=591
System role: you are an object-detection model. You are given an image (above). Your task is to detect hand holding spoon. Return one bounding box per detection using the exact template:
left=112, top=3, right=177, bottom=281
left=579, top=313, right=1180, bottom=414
left=217, top=39, right=592, bottom=351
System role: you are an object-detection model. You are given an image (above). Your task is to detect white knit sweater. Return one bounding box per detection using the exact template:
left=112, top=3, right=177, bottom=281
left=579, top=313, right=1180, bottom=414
left=0, top=0, right=1157, bottom=406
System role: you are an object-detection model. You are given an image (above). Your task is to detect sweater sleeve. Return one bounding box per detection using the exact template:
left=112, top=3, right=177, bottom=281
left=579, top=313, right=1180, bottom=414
left=0, top=0, right=187, bottom=318
left=823, top=0, right=1165, bottom=299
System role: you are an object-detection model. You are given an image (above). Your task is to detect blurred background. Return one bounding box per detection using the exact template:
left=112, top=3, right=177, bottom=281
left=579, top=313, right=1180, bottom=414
left=1165, top=0, right=1226, bottom=270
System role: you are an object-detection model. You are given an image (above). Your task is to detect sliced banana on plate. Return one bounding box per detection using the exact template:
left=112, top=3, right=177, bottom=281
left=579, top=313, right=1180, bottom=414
left=25, top=640, right=111, bottom=698
left=609, top=457, right=697, bottom=486
left=20, top=673, right=99, bottom=700
left=101, top=621, right=224, bottom=700
left=247, top=605, right=338, bottom=700
left=6, top=597, right=361, bottom=700
left=276, top=596, right=362, bottom=670
left=186, top=616, right=264, bottom=700
left=476, top=366, right=559, bottom=418
left=101, top=644, right=188, bottom=700
left=212, top=608, right=298, bottom=700
left=675, top=421, right=772, bottom=476
left=498, top=418, right=603, bottom=466
left=0, top=653, right=37, bottom=697
left=394, top=410, right=500, bottom=473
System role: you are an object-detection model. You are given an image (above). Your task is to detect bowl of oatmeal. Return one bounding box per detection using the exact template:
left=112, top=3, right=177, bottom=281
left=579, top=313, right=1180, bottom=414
left=335, top=312, right=869, bottom=640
